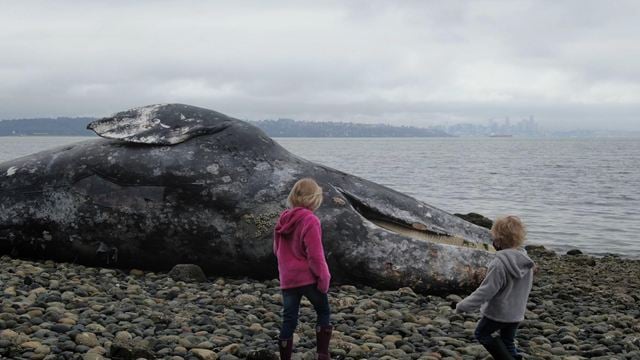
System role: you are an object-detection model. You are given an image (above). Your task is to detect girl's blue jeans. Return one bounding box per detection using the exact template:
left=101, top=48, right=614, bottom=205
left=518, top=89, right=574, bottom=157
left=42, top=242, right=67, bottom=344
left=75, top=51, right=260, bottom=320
left=475, top=316, right=520, bottom=357
left=280, top=283, right=331, bottom=339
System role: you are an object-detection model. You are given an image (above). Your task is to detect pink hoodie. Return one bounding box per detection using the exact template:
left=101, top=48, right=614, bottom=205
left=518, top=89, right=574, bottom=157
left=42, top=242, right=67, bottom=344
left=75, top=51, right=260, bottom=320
left=273, top=207, right=331, bottom=293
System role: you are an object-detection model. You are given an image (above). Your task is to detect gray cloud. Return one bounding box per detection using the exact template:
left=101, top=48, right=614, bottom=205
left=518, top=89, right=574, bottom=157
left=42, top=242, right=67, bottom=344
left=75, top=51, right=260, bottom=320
left=0, top=1, right=638, bottom=130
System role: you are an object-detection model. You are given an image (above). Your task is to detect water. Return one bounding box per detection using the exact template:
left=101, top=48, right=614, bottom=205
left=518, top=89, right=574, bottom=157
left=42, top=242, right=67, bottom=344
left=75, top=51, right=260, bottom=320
left=2, top=136, right=639, bottom=257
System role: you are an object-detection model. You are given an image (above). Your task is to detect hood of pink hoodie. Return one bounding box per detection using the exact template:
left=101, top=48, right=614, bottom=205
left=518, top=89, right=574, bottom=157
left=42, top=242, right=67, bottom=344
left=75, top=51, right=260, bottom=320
left=275, top=207, right=313, bottom=236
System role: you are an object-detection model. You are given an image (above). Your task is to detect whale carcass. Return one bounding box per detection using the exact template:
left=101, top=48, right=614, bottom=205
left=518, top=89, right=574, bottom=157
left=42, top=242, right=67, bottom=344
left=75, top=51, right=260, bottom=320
left=0, top=104, right=494, bottom=294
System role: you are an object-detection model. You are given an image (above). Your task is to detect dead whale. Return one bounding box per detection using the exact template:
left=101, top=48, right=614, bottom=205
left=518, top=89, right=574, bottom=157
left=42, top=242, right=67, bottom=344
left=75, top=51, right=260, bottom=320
left=0, top=104, right=494, bottom=294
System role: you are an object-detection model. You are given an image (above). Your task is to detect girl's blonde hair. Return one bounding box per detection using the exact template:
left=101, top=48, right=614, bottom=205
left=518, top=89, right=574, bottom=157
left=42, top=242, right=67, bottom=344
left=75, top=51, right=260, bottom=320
left=287, top=178, right=323, bottom=211
left=491, top=215, right=526, bottom=249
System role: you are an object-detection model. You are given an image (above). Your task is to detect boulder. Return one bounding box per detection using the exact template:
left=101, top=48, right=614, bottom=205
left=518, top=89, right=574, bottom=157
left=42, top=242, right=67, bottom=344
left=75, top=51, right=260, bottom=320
left=525, top=245, right=557, bottom=257
left=108, top=338, right=153, bottom=360
left=454, top=212, right=493, bottom=229
left=168, top=264, right=207, bottom=283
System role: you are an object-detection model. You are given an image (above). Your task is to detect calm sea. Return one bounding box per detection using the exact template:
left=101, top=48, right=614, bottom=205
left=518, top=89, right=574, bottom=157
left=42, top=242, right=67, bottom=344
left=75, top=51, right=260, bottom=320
left=1, top=136, right=639, bottom=258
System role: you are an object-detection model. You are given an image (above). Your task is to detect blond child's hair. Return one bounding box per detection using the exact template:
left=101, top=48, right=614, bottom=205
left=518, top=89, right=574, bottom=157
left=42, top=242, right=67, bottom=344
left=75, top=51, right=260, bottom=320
left=287, top=178, right=323, bottom=211
left=491, top=215, right=526, bottom=249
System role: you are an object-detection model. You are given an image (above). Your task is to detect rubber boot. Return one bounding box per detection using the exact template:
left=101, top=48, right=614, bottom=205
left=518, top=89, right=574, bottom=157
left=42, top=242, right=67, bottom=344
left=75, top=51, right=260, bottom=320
left=315, top=325, right=332, bottom=360
left=483, top=336, right=515, bottom=360
left=278, top=337, right=293, bottom=360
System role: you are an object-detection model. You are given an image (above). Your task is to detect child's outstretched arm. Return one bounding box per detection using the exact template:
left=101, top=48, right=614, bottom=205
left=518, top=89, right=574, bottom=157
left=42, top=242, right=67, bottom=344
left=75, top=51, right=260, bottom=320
left=302, top=217, right=331, bottom=293
left=456, top=261, right=506, bottom=313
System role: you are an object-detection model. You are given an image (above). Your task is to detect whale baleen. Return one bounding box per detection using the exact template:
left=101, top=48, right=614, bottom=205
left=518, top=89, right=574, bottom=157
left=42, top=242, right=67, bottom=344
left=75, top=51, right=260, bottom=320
left=0, top=104, right=494, bottom=294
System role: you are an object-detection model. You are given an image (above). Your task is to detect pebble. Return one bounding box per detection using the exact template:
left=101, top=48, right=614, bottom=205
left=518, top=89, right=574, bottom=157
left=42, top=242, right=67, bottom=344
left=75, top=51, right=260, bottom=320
left=0, top=248, right=638, bottom=359
left=191, top=348, right=217, bottom=360
left=75, top=332, right=99, bottom=347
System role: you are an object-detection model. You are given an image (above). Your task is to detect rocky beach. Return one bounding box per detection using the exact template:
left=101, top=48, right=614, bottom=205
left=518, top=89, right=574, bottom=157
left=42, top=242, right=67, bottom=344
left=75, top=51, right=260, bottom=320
left=1, top=246, right=639, bottom=360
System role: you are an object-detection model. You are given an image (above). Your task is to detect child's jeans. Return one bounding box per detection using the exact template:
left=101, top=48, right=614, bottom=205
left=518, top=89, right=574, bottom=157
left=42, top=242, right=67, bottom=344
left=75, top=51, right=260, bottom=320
left=474, top=316, right=520, bottom=357
left=280, top=283, right=331, bottom=339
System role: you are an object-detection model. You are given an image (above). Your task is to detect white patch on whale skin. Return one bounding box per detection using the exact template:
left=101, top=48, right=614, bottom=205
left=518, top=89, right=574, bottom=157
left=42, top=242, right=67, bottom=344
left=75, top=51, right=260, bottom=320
left=45, top=153, right=61, bottom=172
left=172, top=168, right=196, bottom=177
left=6, top=166, right=18, bottom=176
left=135, top=134, right=190, bottom=144
left=271, top=166, right=298, bottom=186
left=222, top=175, right=232, bottom=183
left=148, top=147, right=172, bottom=157
left=39, top=191, right=79, bottom=224
left=206, top=164, right=220, bottom=175
left=254, top=162, right=271, bottom=171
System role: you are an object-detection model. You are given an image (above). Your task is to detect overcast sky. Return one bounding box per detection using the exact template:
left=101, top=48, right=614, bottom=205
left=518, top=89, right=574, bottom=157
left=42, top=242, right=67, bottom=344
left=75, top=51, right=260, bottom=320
left=1, top=1, right=639, bottom=130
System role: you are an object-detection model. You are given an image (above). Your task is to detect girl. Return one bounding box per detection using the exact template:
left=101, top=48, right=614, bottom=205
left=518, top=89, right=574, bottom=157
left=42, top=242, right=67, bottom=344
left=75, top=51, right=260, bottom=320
left=273, top=178, right=332, bottom=360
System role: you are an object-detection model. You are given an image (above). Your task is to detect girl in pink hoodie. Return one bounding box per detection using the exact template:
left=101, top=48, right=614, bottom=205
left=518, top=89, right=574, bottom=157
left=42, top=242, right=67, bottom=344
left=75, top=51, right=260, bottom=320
left=274, top=178, right=332, bottom=360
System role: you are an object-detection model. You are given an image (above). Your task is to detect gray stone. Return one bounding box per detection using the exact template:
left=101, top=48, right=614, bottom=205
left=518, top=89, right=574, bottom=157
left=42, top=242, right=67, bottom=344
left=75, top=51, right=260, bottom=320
left=168, top=265, right=207, bottom=283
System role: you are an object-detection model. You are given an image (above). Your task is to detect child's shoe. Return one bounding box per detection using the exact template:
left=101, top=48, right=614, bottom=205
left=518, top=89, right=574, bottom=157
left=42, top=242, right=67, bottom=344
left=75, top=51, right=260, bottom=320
left=315, top=325, right=332, bottom=359
left=483, top=336, right=514, bottom=360
left=278, top=338, right=293, bottom=360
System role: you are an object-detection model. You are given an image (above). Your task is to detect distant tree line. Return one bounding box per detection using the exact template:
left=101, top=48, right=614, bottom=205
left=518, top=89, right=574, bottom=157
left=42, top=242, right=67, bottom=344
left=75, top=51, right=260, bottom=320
left=0, top=117, right=452, bottom=137
left=0, top=117, right=95, bottom=136
left=253, top=118, right=450, bottom=137
left=3, top=116, right=636, bottom=138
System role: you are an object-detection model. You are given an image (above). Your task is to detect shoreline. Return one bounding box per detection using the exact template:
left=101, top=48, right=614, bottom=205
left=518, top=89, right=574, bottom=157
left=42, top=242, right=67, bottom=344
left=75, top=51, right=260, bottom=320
left=0, top=246, right=639, bottom=359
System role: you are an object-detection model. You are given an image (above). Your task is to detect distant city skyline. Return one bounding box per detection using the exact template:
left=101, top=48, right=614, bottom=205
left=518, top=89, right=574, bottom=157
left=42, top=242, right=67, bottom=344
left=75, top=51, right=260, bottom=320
left=1, top=1, right=639, bottom=131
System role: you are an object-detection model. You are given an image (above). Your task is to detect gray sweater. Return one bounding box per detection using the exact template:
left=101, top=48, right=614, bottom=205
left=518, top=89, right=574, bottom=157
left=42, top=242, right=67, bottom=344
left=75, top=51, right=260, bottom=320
left=456, top=248, right=535, bottom=322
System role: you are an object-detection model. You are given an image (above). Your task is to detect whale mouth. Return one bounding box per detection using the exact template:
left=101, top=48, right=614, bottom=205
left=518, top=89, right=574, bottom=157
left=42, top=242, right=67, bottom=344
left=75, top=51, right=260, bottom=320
left=339, top=190, right=492, bottom=251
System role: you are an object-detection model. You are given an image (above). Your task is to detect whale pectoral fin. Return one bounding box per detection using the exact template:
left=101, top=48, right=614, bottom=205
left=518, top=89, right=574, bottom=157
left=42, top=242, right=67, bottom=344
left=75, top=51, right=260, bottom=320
left=87, top=104, right=235, bottom=145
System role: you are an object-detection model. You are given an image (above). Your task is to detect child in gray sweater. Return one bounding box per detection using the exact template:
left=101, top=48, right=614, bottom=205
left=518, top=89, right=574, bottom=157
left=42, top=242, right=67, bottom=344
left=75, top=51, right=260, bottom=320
left=456, top=216, right=535, bottom=360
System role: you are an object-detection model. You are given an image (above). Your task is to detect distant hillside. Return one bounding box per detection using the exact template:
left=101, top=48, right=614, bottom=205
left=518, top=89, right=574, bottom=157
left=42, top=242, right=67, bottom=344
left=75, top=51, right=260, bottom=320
left=0, top=117, right=452, bottom=137
left=253, top=118, right=451, bottom=137
left=0, top=117, right=95, bottom=136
